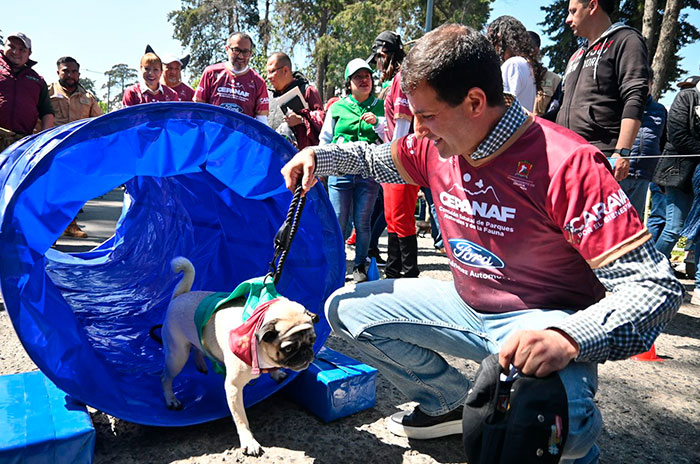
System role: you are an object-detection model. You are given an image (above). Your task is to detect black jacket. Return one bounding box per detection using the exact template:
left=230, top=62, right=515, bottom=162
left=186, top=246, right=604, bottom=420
left=556, top=23, right=649, bottom=152
left=653, top=87, right=700, bottom=193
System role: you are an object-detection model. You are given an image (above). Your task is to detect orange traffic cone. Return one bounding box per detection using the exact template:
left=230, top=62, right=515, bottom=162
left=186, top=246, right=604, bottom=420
left=631, top=344, right=663, bottom=362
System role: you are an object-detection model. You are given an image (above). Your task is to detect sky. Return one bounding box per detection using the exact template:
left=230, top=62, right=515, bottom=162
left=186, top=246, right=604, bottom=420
left=3, top=0, right=699, bottom=107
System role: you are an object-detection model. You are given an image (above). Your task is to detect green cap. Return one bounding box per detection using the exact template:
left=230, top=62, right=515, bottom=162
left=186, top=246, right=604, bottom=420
left=344, top=58, right=373, bottom=80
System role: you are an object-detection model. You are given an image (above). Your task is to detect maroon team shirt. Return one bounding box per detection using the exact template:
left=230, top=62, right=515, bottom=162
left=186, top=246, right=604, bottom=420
left=122, top=83, right=180, bottom=106
left=168, top=81, right=195, bottom=102
left=195, top=63, right=269, bottom=117
left=384, top=70, right=413, bottom=139
left=396, top=117, right=649, bottom=313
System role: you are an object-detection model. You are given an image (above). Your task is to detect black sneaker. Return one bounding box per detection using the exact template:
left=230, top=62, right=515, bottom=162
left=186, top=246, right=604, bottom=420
left=368, top=249, right=387, bottom=267
left=387, top=406, right=463, bottom=439
left=352, top=265, right=368, bottom=283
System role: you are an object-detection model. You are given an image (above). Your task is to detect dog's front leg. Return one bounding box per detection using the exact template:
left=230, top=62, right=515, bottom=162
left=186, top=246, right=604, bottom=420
left=225, top=373, right=262, bottom=456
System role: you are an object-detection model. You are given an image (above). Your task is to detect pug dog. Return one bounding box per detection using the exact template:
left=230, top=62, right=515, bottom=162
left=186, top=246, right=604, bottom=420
left=160, top=256, right=318, bottom=456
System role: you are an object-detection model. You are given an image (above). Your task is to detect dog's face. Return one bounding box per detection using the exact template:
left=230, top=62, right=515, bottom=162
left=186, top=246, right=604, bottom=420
left=256, top=299, right=318, bottom=371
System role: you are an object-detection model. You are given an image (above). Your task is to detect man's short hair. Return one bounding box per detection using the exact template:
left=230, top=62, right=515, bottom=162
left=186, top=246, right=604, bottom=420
left=228, top=32, right=255, bottom=50
left=56, top=56, right=80, bottom=69
left=527, top=31, right=541, bottom=49
left=401, top=23, right=505, bottom=108
left=140, top=52, right=162, bottom=68
left=270, top=52, right=292, bottom=71
left=581, top=0, right=617, bottom=16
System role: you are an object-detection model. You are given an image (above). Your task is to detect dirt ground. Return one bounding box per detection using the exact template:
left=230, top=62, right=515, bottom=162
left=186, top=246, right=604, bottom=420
left=1, top=235, right=699, bottom=464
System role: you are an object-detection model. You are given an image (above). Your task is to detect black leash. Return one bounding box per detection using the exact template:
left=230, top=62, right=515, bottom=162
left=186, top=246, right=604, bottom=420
left=267, top=181, right=307, bottom=285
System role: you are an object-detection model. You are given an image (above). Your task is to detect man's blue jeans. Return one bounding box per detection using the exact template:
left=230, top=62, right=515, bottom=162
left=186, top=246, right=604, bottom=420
left=647, top=183, right=666, bottom=243
left=328, top=174, right=380, bottom=267
left=619, top=177, right=650, bottom=220
left=326, top=278, right=602, bottom=463
left=655, top=186, right=693, bottom=258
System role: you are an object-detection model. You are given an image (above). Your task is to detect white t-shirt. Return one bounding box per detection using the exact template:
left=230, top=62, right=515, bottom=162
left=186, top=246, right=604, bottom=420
left=501, top=56, right=536, bottom=112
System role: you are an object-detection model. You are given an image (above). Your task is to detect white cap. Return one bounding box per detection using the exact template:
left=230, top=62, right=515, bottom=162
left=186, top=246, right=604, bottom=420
left=7, top=32, right=31, bottom=50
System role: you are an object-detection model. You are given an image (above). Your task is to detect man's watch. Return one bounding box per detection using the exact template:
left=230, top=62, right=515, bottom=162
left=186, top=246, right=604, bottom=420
left=613, top=148, right=631, bottom=158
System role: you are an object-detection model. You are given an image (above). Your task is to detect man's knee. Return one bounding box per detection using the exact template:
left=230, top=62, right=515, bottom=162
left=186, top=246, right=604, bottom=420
left=324, top=286, right=360, bottom=340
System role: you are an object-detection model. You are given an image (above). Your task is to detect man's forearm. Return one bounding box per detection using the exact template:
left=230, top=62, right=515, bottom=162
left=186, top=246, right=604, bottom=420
left=40, top=114, right=54, bottom=131
left=550, top=240, right=683, bottom=363
left=313, top=142, right=406, bottom=184
left=616, top=118, right=642, bottom=150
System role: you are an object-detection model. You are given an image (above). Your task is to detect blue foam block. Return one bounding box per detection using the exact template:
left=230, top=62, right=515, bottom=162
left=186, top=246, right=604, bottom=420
left=0, top=371, right=95, bottom=464
left=284, top=346, right=377, bottom=422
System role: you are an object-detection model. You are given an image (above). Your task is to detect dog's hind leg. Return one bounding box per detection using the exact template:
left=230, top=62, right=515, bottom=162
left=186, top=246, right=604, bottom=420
left=161, top=335, right=191, bottom=410
left=194, top=350, right=208, bottom=374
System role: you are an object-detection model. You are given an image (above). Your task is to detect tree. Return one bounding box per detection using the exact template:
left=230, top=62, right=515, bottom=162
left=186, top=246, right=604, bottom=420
left=539, top=0, right=700, bottom=97
left=102, top=64, right=137, bottom=111
left=79, top=77, right=97, bottom=97
left=168, top=0, right=260, bottom=78
left=649, top=0, right=683, bottom=99
left=274, top=0, right=494, bottom=100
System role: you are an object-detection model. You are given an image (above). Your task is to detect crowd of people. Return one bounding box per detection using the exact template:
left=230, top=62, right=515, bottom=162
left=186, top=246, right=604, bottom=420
left=0, top=0, right=696, bottom=460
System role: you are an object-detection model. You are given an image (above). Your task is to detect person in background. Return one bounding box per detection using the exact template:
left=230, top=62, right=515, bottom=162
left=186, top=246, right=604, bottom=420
left=122, top=52, right=179, bottom=106
left=48, top=56, right=103, bottom=238
left=266, top=52, right=324, bottom=149
left=195, top=32, right=269, bottom=123
left=368, top=30, right=421, bottom=278
left=318, top=58, right=384, bottom=282
left=162, top=53, right=194, bottom=102
left=527, top=30, right=563, bottom=118
left=619, top=69, right=667, bottom=219
left=0, top=32, right=54, bottom=150
left=648, top=76, right=700, bottom=242
left=556, top=0, right=649, bottom=182
left=486, top=16, right=545, bottom=112
left=652, top=73, right=700, bottom=259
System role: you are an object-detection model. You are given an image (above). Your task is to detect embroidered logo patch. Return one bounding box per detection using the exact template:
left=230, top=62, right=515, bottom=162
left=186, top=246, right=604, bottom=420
left=449, top=239, right=505, bottom=269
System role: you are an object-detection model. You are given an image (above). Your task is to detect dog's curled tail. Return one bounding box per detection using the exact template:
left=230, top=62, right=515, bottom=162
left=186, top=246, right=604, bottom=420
left=171, top=256, right=195, bottom=299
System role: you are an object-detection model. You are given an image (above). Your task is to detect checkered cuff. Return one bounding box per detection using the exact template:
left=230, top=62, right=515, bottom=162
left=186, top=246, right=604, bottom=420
left=471, top=94, right=527, bottom=161
left=313, top=142, right=405, bottom=184
left=551, top=240, right=683, bottom=363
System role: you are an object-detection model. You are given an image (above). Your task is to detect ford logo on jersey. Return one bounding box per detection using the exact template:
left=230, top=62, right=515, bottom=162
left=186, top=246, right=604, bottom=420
left=449, top=239, right=505, bottom=269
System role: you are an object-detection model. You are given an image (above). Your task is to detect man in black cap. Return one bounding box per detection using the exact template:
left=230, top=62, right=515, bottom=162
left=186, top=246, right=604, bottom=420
left=282, top=23, right=682, bottom=463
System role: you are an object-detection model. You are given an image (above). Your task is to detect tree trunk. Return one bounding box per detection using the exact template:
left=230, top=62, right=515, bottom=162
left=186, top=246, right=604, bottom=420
left=260, top=0, right=271, bottom=58
left=642, top=0, right=660, bottom=59
left=315, top=10, right=330, bottom=102
left=651, top=0, right=682, bottom=99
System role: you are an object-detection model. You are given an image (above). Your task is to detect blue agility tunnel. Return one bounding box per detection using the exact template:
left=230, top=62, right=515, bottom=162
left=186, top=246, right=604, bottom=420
left=0, top=103, right=345, bottom=426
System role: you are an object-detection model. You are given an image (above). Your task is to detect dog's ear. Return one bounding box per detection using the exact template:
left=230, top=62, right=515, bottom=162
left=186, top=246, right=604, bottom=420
left=257, top=320, right=279, bottom=343
left=305, top=310, right=320, bottom=324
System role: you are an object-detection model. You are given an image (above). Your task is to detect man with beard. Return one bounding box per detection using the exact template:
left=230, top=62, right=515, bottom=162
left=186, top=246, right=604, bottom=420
left=0, top=32, right=54, bottom=150
left=195, top=32, right=269, bottom=123
left=161, top=53, right=195, bottom=102
left=266, top=52, right=324, bottom=148
left=47, top=56, right=102, bottom=238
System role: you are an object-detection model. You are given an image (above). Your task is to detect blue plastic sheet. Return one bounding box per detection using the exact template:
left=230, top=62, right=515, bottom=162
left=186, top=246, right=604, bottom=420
left=0, top=103, right=345, bottom=426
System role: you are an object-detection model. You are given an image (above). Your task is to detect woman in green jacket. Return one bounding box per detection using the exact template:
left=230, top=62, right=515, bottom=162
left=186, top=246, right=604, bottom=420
left=319, top=58, right=384, bottom=282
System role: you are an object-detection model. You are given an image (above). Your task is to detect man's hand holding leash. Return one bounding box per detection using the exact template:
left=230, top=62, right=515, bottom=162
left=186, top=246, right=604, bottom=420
left=282, top=147, right=317, bottom=193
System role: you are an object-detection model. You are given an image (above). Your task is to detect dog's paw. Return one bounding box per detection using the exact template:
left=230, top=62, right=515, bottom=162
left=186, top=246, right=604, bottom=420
left=165, top=397, right=183, bottom=410
left=269, top=370, right=288, bottom=384
left=240, top=438, right=263, bottom=456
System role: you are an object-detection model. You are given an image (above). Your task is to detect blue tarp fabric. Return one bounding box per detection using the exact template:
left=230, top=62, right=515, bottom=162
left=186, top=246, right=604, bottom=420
left=0, top=103, right=345, bottom=426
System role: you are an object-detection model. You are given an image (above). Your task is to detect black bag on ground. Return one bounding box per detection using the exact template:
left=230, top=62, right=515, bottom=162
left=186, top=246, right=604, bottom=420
left=462, top=354, right=569, bottom=464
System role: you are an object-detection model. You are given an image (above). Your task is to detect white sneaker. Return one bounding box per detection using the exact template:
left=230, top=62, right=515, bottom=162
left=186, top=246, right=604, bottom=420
left=690, top=289, right=700, bottom=306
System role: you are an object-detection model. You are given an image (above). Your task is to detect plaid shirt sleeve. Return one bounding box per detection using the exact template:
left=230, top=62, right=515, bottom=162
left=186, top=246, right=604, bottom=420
left=313, top=142, right=406, bottom=184
left=550, top=240, right=684, bottom=363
